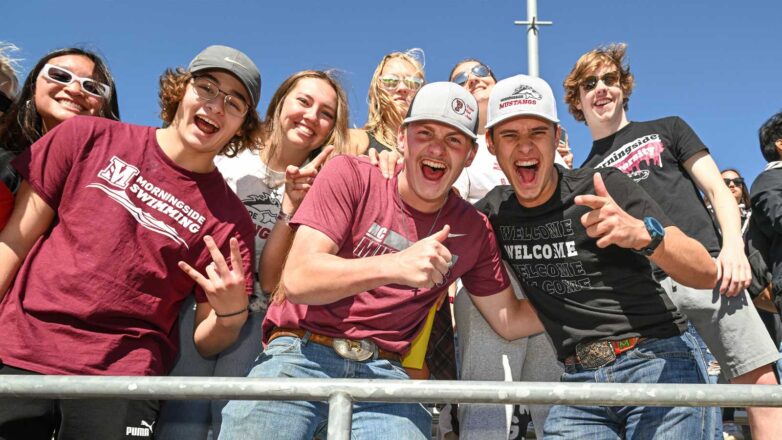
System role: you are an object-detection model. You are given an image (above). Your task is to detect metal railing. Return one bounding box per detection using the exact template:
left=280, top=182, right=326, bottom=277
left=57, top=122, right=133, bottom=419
left=2, top=376, right=782, bottom=439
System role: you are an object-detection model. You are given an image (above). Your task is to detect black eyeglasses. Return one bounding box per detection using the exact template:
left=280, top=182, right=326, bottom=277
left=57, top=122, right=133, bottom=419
left=451, top=64, right=493, bottom=86
left=580, top=72, right=620, bottom=92
left=191, top=76, right=249, bottom=117
left=723, top=177, right=744, bottom=187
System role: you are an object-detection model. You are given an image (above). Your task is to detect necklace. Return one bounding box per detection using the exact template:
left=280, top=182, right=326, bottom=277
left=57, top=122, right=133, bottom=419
left=396, top=180, right=445, bottom=247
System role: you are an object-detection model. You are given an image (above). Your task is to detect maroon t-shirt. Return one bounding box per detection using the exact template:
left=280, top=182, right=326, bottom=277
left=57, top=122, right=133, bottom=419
left=0, top=116, right=254, bottom=376
left=263, top=155, right=509, bottom=355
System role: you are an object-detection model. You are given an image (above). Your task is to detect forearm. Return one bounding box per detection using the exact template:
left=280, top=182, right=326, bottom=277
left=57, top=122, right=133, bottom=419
left=282, top=252, right=399, bottom=305
left=649, top=227, right=718, bottom=289
left=501, top=299, right=546, bottom=340
left=470, top=287, right=546, bottom=341
left=193, top=307, right=248, bottom=357
left=709, top=185, right=744, bottom=247
left=0, top=244, right=24, bottom=299
left=259, top=219, right=295, bottom=294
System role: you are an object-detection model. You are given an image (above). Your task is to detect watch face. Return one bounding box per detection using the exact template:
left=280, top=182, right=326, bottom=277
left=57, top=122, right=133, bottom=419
left=644, top=217, right=665, bottom=239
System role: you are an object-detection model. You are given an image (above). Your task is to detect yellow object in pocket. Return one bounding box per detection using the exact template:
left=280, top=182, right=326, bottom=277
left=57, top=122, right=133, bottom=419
left=401, top=302, right=438, bottom=369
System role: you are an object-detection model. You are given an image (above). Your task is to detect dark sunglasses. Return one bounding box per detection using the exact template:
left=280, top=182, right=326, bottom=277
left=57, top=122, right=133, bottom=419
left=451, top=64, right=493, bottom=86
left=580, top=72, right=620, bottom=92
left=723, top=177, right=744, bottom=187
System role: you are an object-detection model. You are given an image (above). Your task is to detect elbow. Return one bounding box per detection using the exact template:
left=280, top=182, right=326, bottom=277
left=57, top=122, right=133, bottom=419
left=280, top=271, right=307, bottom=304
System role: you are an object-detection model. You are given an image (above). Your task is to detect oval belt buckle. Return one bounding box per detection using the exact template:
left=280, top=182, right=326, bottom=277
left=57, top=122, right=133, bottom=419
left=333, top=338, right=374, bottom=361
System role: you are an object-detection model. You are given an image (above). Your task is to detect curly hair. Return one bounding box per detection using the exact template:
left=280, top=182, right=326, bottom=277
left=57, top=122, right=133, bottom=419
left=363, top=52, right=424, bottom=152
left=0, top=47, right=119, bottom=155
left=261, top=70, right=351, bottom=162
left=563, top=43, right=634, bottom=123
left=158, top=67, right=262, bottom=157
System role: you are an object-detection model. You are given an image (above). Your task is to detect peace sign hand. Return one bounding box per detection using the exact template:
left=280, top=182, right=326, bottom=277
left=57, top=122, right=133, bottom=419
left=283, top=145, right=334, bottom=213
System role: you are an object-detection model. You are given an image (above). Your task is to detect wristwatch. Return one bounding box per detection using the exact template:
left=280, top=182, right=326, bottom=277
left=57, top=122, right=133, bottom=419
left=635, top=216, right=665, bottom=257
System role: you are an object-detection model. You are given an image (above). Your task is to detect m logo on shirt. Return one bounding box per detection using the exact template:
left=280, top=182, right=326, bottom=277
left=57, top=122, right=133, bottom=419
left=97, top=156, right=140, bottom=189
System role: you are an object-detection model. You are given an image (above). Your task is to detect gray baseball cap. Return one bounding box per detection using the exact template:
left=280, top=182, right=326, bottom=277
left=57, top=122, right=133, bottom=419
left=403, top=82, right=479, bottom=140
left=188, top=45, right=261, bottom=107
left=486, top=74, right=559, bottom=129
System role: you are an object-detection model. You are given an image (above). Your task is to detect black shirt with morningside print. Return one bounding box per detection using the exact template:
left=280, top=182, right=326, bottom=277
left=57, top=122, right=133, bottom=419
left=581, top=117, right=721, bottom=263
left=475, top=166, right=686, bottom=361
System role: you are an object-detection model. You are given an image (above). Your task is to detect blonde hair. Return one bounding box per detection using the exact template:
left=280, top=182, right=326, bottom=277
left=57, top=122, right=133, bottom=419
left=260, top=70, right=350, bottom=162
left=158, top=67, right=263, bottom=157
left=0, top=42, right=21, bottom=97
left=563, top=43, right=635, bottom=123
left=363, top=52, right=424, bottom=152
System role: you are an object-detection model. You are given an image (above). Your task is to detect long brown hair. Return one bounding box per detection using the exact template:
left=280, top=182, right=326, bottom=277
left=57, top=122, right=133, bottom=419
left=0, top=47, right=119, bottom=155
left=261, top=70, right=350, bottom=161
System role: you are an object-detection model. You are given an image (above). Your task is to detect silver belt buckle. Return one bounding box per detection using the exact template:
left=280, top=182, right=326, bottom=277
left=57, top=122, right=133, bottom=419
left=575, top=340, right=616, bottom=369
left=332, top=338, right=376, bottom=361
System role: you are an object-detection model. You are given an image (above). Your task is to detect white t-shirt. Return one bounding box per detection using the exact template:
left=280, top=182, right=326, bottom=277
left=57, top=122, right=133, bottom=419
left=215, top=149, right=285, bottom=304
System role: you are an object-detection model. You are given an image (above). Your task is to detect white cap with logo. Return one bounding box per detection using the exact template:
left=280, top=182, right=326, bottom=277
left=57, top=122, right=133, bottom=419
left=403, top=82, right=479, bottom=140
left=485, top=74, right=559, bottom=129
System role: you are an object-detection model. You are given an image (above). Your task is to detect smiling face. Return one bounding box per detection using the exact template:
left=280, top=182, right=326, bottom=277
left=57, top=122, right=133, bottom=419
left=379, top=57, right=421, bottom=112
left=279, top=77, right=337, bottom=153
left=451, top=61, right=496, bottom=104
left=34, top=54, right=105, bottom=132
left=487, top=115, right=560, bottom=208
left=576, top=63, right=628, bottom=133
left=398, top=121, right=476, bottom=212
left=170, top=70, right=249, bottom=157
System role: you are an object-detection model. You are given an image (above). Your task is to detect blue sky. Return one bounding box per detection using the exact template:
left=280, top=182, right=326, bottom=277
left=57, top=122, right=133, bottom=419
left=5, top=0, right=781, bottom=183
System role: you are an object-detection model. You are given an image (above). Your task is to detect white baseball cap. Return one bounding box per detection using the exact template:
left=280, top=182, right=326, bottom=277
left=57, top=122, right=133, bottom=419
left=403, top=82, right=479, bottom=140
left=485, top=74, right=559, bottom=129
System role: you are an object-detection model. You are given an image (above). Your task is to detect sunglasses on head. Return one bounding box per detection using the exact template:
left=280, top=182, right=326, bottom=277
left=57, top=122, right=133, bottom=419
left=38, top=64, right=111, bottom=99
left=580, top=72, right=620, bottom=92
left=723, top=177, right=744, bottom=187
left=378, top=74, right=423, bottom=91
left=451, top=64, right=492, bottom=86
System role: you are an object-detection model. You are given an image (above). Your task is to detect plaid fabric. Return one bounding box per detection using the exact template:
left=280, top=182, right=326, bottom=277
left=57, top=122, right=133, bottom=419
left=425, top=301, right=457, bottom=381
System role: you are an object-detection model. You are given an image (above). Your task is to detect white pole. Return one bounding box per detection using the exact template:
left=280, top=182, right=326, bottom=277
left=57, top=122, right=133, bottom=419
left=514, top=0, right=553, bottom=78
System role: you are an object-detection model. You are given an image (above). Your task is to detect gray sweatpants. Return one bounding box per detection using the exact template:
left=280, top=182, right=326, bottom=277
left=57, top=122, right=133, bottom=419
left=453, top=268, right=561, bottom=440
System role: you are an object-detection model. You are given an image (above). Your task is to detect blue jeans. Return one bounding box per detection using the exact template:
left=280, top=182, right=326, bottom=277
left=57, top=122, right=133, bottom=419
left=218, top=336, right=431, bottom=440
left=683, top=323, right=722, bottom=440
left=543, top=334, right=708, bottom=440
left=156, top=296, right=264, bottom=440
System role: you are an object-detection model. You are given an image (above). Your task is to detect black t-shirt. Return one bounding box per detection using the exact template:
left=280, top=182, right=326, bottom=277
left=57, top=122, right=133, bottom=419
left=581, top=117, right=721, bottom=262
left=476, top=166, right=686, bottom=361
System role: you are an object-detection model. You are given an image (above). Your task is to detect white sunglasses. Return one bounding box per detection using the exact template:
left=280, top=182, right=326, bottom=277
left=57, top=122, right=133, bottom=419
left=38, top=63, right=111, bottom=98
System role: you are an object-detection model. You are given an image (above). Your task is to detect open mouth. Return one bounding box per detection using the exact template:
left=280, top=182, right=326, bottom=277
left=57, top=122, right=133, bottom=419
left=515, top=159, right=539, bottom=184
left=194, top=115, right=219, bottom=135
left=421, top=159, right=447, bottom=181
